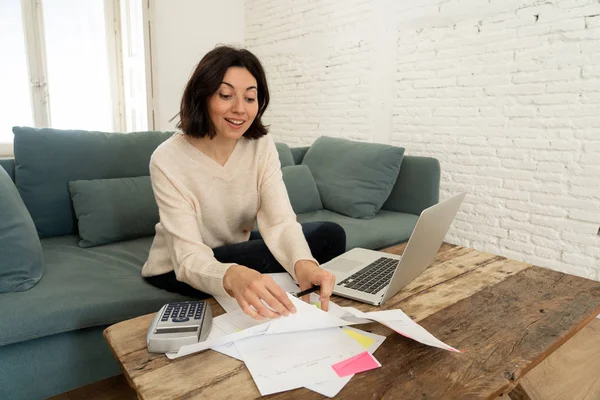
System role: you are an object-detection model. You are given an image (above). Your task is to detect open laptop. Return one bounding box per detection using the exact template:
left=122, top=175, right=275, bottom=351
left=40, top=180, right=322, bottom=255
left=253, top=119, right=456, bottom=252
left=322, top=192, right=466, bottom=306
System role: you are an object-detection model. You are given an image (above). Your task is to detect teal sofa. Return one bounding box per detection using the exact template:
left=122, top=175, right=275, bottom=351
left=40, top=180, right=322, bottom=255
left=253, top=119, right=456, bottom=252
left=0, top=128, right=439, bottom=400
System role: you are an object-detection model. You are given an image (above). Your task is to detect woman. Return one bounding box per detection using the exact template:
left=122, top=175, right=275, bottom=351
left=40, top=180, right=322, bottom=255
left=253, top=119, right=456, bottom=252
left=142, top=46, right=346, bottom=320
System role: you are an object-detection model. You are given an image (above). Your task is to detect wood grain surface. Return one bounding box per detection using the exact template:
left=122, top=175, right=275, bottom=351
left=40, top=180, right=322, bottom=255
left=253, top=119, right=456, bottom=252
left=104, top=244, right=600, bottom=399
left=518, top=318, right=600, bottom=400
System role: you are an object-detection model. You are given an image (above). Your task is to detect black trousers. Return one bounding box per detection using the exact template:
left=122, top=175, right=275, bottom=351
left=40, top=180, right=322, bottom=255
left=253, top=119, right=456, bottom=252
left=144, top=221, right=346, bottom=299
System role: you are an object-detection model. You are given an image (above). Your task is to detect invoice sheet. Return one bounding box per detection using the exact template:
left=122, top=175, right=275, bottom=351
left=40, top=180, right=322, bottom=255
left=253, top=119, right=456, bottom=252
left=210, top=326, right=385, bottom=397
left=234, top=327, right=365, bottom=396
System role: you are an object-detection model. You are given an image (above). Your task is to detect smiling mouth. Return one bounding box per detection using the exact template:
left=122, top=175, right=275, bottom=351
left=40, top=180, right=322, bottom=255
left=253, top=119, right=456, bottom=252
left=225, top=118, right=244, bottom=126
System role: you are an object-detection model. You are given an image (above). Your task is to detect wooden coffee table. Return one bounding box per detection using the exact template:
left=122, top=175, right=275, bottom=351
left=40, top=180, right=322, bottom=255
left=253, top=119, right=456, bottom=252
left=104, top=243, right=600, bottom=399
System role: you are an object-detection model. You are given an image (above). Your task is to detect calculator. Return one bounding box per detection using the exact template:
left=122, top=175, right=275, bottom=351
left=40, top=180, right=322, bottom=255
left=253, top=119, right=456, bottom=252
left=146, top=301, right=213, bottom=353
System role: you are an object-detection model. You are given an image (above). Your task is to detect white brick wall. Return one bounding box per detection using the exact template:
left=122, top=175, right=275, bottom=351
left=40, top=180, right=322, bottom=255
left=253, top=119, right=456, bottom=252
left=245, top=0, right=600, bottom=280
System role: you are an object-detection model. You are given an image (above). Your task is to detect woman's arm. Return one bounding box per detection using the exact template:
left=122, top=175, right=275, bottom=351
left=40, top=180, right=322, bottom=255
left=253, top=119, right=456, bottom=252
left=150, top=161, right=235, bottom=298
left=256, top=137, right=336, bottom=310
left=255, top=137, right=317, bottom=277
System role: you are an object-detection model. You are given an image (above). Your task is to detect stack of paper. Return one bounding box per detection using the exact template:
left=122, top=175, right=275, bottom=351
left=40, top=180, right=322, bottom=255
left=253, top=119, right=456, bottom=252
left=205, top=298, right=387, bottom=397
left=166, top=273, right=460, bottom=397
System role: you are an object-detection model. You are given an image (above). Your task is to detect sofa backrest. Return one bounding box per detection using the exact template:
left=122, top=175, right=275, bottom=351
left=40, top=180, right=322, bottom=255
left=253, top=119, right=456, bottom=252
left=6, top=130, right=308, bottom=239
left=13, top=127, right=173, bottom=238
left=6, top=129, right=435, bottom=240
left=291, top=147, right=309, bottom=165
left=0, top=158, right=15, bottom=182
left=381, top=155, right=440, bottom=216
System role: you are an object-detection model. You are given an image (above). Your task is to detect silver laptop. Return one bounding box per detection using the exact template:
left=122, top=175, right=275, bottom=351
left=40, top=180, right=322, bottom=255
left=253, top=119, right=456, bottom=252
left=322, top=192, right=466, bottom=306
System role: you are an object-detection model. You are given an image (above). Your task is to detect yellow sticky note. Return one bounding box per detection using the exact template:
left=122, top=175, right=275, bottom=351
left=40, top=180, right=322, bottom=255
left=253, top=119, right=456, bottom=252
left=343, top=328, right=376, bottom=349
left=310, top=302, right=321, bottom=309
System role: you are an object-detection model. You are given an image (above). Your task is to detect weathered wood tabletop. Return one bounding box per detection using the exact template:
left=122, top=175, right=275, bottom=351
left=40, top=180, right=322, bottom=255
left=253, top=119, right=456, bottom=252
left=104, top=243, right=600, bottom=399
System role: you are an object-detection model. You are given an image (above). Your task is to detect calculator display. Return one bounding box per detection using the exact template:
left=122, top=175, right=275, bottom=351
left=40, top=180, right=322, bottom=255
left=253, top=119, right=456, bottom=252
left=155, top=326, right=199, bottom=334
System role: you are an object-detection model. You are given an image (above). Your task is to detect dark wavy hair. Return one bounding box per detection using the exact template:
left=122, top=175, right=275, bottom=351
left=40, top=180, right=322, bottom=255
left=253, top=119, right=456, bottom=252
left=174, top=46, right=270, bottom=139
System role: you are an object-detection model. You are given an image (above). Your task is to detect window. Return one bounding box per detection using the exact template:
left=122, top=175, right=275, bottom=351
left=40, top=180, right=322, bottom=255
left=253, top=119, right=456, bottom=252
left=0, top=0, right=34, bottom=154
left=0, top=0, right=148, bottom=156
left=43, top=0, right=115, bottom=131
left=119, top=0, right=149, bottom=132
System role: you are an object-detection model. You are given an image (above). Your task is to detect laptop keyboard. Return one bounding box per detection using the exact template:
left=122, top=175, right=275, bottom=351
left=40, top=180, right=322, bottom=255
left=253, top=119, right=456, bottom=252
left=337, top=257, right=398, bottom=294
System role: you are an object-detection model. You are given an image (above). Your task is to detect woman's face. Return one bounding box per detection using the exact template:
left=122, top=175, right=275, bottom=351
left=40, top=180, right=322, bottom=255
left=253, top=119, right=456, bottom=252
left=207, top=67, right=259, bottom=140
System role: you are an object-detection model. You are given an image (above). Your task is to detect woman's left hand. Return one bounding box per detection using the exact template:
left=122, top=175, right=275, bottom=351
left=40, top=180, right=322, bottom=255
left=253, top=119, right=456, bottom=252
left=294, top=260, right=336, bottom=311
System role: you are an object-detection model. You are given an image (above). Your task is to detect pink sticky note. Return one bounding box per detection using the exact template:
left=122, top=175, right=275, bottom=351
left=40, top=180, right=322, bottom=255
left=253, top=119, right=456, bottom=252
left=332, top=351, right=381, bottom=378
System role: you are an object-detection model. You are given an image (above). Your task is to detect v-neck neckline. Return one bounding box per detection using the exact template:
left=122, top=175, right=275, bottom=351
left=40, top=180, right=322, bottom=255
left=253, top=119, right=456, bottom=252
left=176, top=133, right=243, bottom=177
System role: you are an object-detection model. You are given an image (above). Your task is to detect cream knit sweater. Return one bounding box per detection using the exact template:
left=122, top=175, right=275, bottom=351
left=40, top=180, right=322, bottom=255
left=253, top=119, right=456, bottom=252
left=141, top=132, right=316, bottom=298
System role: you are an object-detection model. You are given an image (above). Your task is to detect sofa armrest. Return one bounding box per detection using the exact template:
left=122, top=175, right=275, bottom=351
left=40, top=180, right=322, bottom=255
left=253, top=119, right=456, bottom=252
left=381, top=155, right=440, bottom=216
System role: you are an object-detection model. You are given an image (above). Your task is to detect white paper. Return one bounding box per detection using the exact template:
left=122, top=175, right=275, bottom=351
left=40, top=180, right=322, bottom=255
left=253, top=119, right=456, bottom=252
left=207, top=311, right=265, bottom=360
left=326, top=300, right=372, bottom=324
left=168, top=294, right=352, bottom=359
left=270, top=272, right=301, bottom=292
left=170, top=292, right=458, bottom=364
left=212, top=296, right=240, bottom=314
left=234, top=327, right=365, bottom=396
left=343, top=307, right=460, bottom=353
left=306, top=327, right=386, bottom=398
left=209, top=326, right=385, bottom=398
left=166, top=314, right=269, bottom=359
left=266, top=294, right=354, bottom=335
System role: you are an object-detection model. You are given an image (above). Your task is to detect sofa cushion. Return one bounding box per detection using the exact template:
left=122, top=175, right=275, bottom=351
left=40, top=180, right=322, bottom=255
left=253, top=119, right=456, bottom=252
left=297, top=209, right=418, bottom=251
left=301, top=136, right=405, bottom=219
left=0, top=235, right=193, bottom=347
left=69, top=176, right=159, bottom=248
left=13, top=127, right=172, bottom=238
left=0, top=167, right=44, bottom=293
left=0, top=158, right=15, bottom=181
left=281, top=165, right=323, bottom=214
left=275, top=142, right=295, bottom=167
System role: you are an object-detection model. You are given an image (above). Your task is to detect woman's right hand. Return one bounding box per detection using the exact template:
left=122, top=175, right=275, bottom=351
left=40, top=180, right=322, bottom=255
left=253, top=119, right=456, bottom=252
left=223, top=265, right=297, bottom=320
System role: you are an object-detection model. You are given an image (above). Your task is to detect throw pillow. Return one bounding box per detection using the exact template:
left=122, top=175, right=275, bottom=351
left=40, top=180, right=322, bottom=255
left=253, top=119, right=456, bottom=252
left=0, top=167, right=44, bottom=293
left=69, top=176, right=159, bottom=247
left=13, top=126, right=173, bottom=238
left=301, top=136, right=405, bottom=219
left=281, top=165, right=323, bottom=214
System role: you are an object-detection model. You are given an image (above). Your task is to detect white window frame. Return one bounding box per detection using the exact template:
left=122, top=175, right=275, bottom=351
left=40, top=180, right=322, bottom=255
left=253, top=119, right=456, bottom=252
left=142, top=0, right=155, bottom=130
left=0, top=0, right=136, bottom=157
left=105, top=0, right=127, bottom=133
left=21, top=0, right=50, bottom=129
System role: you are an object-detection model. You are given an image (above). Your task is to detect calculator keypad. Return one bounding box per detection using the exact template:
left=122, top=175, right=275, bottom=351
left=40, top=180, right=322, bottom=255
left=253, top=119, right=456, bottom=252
left=161, top=301, right=206, bottom=323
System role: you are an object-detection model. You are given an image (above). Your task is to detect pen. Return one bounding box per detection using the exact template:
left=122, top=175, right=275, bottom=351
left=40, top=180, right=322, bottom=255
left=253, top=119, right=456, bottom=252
left=292, top=285, right=321, bottom=298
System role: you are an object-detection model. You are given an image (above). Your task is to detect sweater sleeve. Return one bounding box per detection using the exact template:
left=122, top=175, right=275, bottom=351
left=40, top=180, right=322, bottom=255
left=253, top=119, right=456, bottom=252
left=256, top=137, right=318, bottom=280
left=150, top=160, right=235, bottom=298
